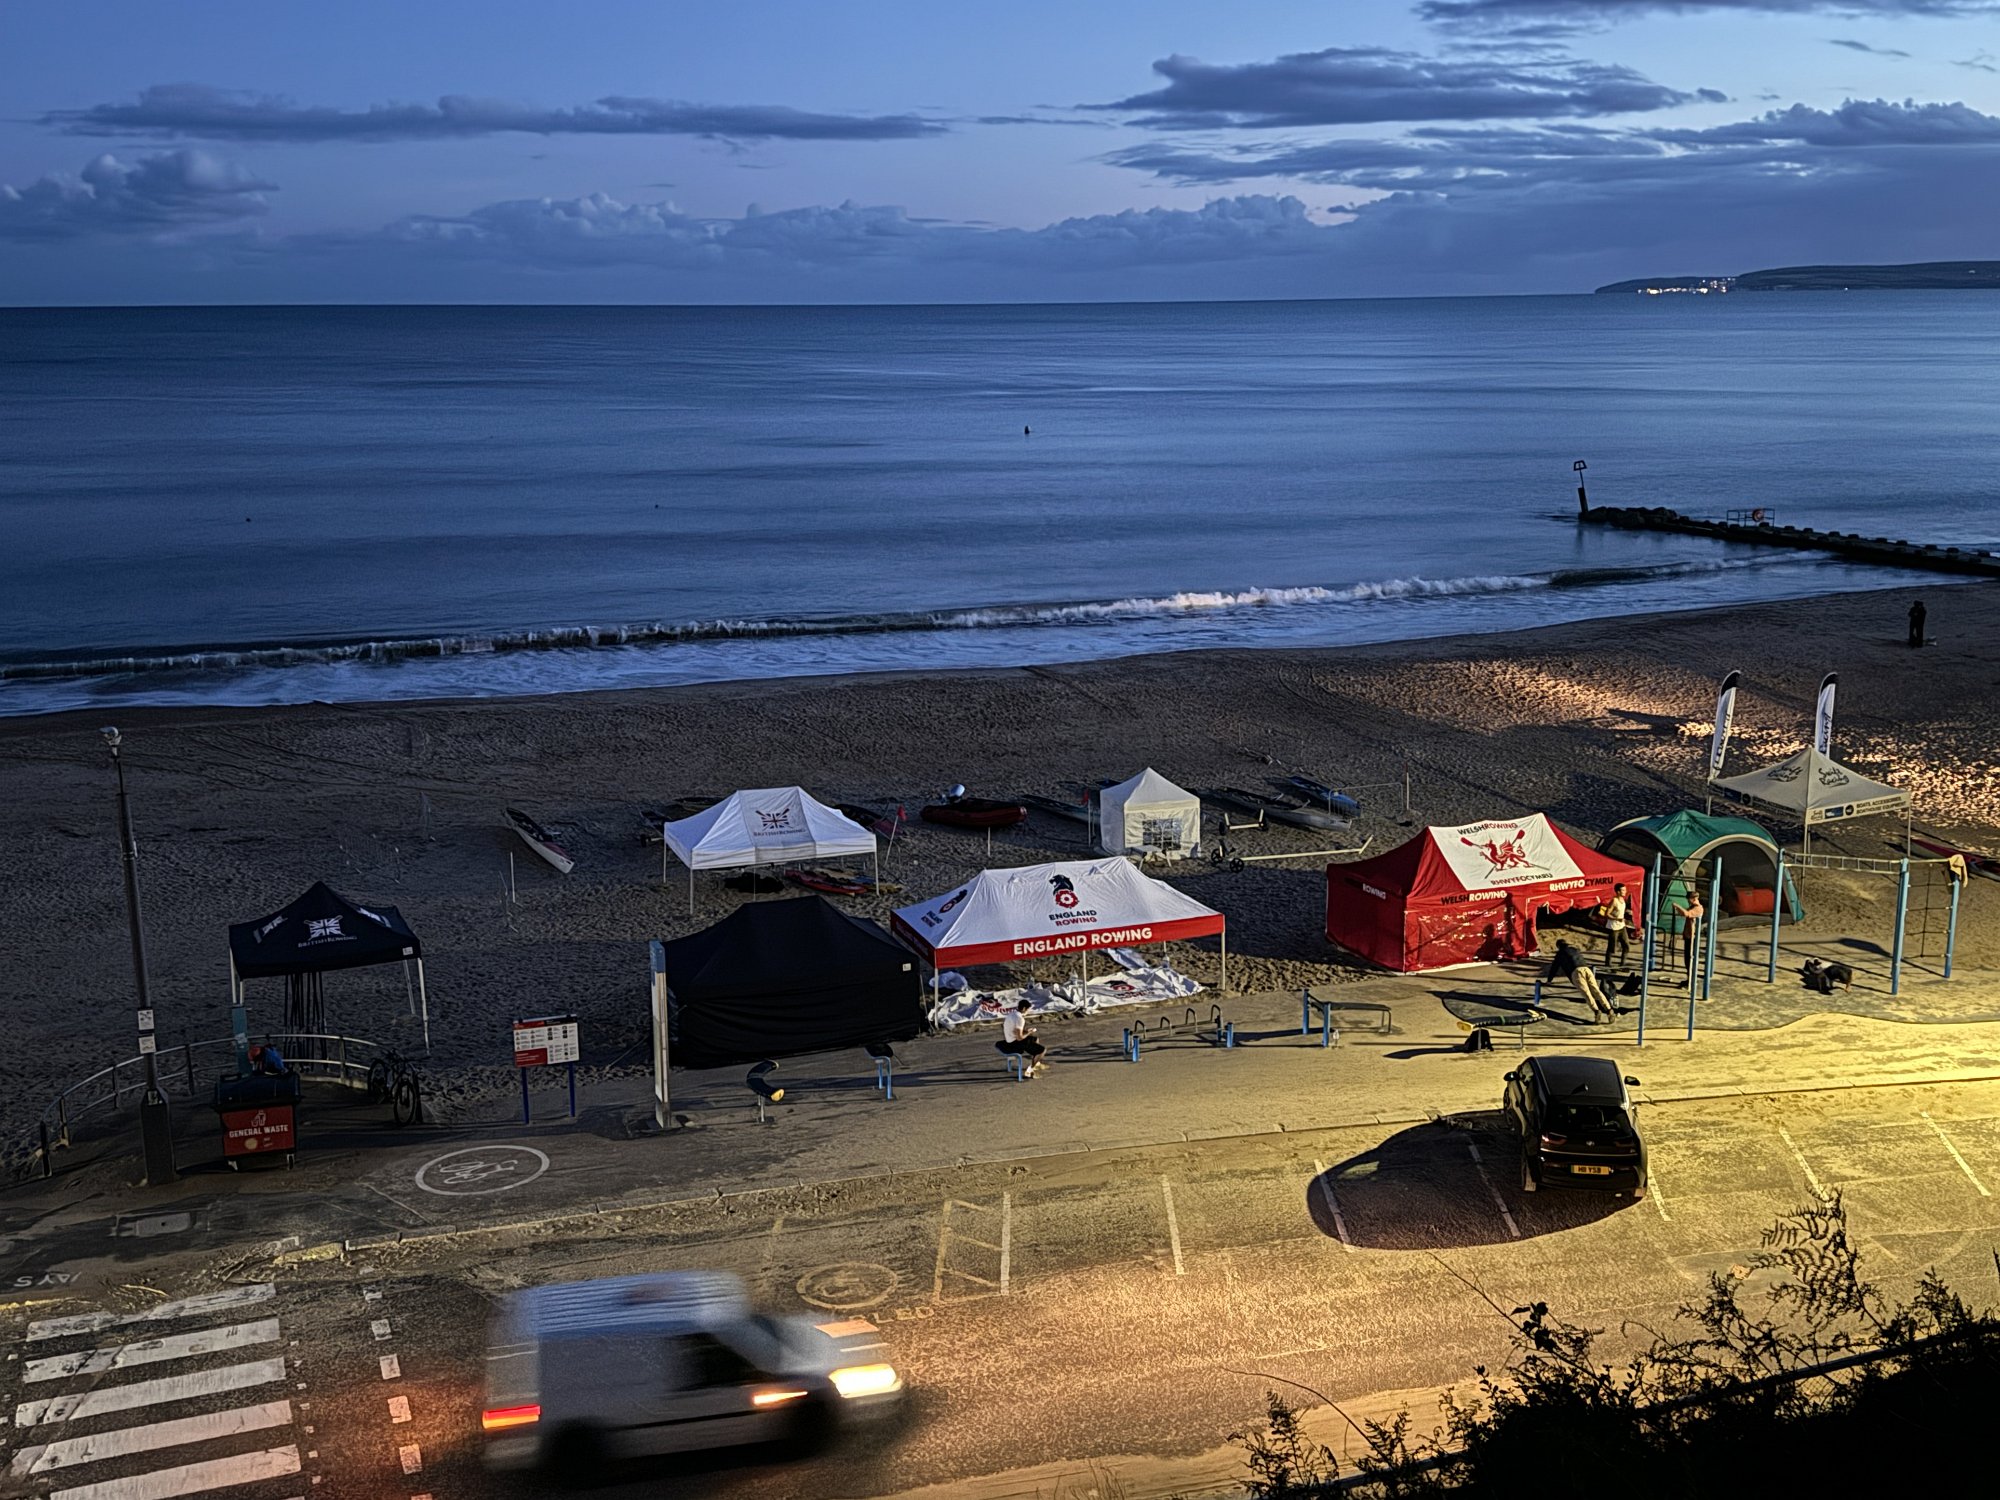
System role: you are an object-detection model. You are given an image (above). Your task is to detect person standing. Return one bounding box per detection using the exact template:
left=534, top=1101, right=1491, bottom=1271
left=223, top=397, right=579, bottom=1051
left=1601, top=883, right=1631, bottom=969
left=1908, top=598, right=1927, bottom=648
left=1671, top=887, right=1705, bottom=982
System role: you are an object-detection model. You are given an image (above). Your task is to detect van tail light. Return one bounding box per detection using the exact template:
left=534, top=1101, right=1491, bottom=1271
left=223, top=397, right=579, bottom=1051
left=482, top=1404, right=541, bottom=1431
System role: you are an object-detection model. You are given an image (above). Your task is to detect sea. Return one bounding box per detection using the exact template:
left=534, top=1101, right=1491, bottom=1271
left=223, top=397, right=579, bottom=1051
left=3, top=295, right=1996, bottom=719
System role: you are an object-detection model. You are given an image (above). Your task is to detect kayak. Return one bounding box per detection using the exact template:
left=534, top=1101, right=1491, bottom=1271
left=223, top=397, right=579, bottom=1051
left=1910, top=833, right=2000, bottom=881
left=1283, top=776, right=1362, bottom=819
left=921, top=798, right=1028, bottom=829
left=1205, top=787, right=1349, bottom=832
left=503, top=807, right=575, bottom=875
left=785, top=867, right=905, bottom=897
left=1022, top=793, right=1092, bottom=825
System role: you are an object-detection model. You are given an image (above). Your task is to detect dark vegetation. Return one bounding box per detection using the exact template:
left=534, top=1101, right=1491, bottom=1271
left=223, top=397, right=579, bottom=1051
left=1231, top=1192, right=2000, bottom=1497
left=1597, top=260, right=2000, bottom=294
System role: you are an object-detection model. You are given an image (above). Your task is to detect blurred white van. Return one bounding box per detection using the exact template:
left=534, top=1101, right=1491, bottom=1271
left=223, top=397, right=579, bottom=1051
left=483, top=1271, right=904, bottom=1476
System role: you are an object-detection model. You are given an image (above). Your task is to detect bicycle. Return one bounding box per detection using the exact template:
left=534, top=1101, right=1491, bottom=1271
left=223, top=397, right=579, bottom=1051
left=365, top=1048, right=423, bottom=1127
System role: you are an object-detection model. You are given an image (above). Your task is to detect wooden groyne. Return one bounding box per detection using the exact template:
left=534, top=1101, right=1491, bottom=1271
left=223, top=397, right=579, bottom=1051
left=1578, top=505, right=2000, bottom=579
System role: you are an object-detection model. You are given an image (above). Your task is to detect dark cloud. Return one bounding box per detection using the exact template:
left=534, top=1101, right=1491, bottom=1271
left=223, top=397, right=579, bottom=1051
left=1419, top=0, right=1997, bottom=30
left=45, top=83, right=948, bottom=144
left=1829, top=38, right=1911, bottom=55
left=1092, top=46, right=1717, bottom=127
left=0, top=149, right=273, bottom=241
left=1956, top=52, right=1999, bottom=72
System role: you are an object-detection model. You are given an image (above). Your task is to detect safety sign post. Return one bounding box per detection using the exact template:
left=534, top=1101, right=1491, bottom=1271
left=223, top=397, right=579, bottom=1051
left=513, top=1014, right=580, bottom=1123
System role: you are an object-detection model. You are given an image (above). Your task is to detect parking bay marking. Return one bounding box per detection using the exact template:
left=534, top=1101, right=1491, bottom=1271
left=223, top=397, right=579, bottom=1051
left=1465, top=1142, right=1522, bottom=1240
left=1920, top=1112, right=1990, bottom=1197
left=1311, top=1160, right=1355, bottom=1253
left=1161, top=1178, right=1184, bottom=1277
left=932, top=1198, right=1010, bottom=1304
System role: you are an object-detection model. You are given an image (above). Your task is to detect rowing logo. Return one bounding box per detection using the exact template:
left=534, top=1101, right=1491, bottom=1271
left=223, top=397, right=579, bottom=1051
left=1049, top=873, right=1079, bottom=908
left=922, top=885, right=972, bottom=927
left=1461, top=830, right=1534, bottom=874
left=756, top=808, right=795, bottom=832
left=304, top=917, right=347, bottom=943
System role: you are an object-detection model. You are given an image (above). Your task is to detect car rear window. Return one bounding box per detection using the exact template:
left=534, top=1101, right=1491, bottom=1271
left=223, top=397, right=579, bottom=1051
left=1550, top=1103, right=1628, bottom=1132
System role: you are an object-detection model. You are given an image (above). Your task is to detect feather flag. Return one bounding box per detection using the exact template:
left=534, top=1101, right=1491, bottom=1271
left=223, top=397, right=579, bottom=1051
left=1708, top=670, right=1740, bottom=780
left=1814, top=672, right=1837, bottom=755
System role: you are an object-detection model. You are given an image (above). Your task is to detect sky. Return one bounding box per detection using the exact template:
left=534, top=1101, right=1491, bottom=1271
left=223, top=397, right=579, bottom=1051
left=4, top=0, right=2000, bottom=303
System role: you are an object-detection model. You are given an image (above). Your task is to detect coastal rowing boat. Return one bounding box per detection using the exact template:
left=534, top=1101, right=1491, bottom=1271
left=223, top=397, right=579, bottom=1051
left=503, top=807, right=575, bottom=875
left=921, top=798, right=1028, bottom=829
left=1282, top=776, right=1362, bottom=819
left=838, top=803, right=907, bottom=838
left=1205, top=786, right=1350, bottom=832
left=1910, top=833, right=2000, bottom=881
left=1021, top=793, right=1092, bottom=824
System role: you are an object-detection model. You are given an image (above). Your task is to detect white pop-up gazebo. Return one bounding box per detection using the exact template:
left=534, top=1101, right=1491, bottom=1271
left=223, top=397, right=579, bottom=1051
left=890, top=856, right=1226, bottom=998
left=1711, top=747, right=1911, bottom=853
left=662, top=788, right=878, bottom=912
left=1091, top=768, right=1202, bottom=861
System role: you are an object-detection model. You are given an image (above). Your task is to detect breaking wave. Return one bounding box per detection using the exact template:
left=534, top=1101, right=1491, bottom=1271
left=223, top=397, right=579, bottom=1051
left=0, top=553, right=1799, bottom=684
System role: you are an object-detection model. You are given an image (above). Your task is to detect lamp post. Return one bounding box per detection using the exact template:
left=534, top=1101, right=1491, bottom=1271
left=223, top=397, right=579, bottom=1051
left=102, top=728, right=177, bottom=1186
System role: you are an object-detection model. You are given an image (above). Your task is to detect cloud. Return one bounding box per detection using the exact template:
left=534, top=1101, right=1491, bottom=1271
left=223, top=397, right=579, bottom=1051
left=1419, top=0, right=1998, bottom=29
left=1829, top=38, right=1911, bottom=55
left=363, top=192, right=1341, bottom=275
left=1956, top=52, right=1999, bottom=72
left=1092, top=46, right=1718, bottom=129
left=0, top=149, right=273, bottom=241
left=45, top=83, right=948, bottom=144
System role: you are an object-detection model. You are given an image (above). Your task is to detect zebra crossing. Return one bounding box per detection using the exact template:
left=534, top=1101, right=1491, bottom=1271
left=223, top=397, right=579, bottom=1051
left=7, top=1282, right=307, bottom=1500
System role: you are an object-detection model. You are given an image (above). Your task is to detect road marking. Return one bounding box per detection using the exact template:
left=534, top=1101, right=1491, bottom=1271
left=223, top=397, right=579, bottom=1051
left=1311, top=1159, right=1355, bottom=1253
left=1920, top=1113, right=1990, bottom=1196
left=1647, top=1169, right=1672, bottom=1222
left=46, top=1443, right=299, bottom=1500
left=1776, top=1126, right=1827, bottom=1196
left=370, top=1319, right=392, bottom=1341
left=27, top=1285, right=274, bottom=1343
left=388, top=1395, right=412, bottom=1424
left=26, top=1318, right=281, bottom=1383
left=796, top=1264, right=899, bottom=1311
left=16, top=1357, right=288, bottom=1427
left=999, top=1193, right=1012, bottom=1296
left=413, top=1145, right=549, bottom=1196
left=379, top=1354, right=401, bottom=1380
left=398, top=1443, right=422, bottom=1475
left=1465, top=1142, right=1521, bottom=1240
left=11, top=1400, right=293, bottom=1477
left=759, top=1215, right=786, bottom=1283
left=1161, top=1178, right=1185, bottom=1276
left=932, top=1201, right=1005, bottom=1304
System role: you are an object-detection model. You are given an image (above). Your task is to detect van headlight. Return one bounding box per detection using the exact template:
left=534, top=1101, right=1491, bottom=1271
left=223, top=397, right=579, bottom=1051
left=829, top=1363, right=902, bottom=1399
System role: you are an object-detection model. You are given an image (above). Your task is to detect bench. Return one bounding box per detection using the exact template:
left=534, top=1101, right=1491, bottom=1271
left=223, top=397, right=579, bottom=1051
left=1123, top=1004, right=1235, bottom=1061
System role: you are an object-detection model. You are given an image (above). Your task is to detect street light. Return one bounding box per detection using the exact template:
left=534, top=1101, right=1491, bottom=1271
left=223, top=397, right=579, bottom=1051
left=102, top=727, right=177, bottom=1186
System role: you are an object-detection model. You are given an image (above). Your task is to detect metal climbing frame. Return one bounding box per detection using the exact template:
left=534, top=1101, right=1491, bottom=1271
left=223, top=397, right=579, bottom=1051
left=1769, top=850, right=1963, bottom=994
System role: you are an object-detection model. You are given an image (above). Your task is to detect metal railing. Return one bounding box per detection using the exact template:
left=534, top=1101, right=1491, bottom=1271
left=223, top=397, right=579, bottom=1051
left=15, top=1031, right=406, bottom=1180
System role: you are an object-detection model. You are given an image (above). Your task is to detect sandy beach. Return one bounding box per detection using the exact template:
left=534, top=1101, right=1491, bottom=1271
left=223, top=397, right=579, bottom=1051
left=3, top=581, right=1997, bottom=1141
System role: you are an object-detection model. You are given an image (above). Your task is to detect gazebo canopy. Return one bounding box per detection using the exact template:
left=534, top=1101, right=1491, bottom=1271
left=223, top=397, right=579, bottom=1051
left=663, top=788, right=876, bottom=871
left=228, top=881, right=421, bottom=978
left=1711, top=748, right=1909, bottom=828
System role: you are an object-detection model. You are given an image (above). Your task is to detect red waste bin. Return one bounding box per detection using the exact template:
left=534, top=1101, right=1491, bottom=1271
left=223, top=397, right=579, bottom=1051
left=221, top=1105, right=295, bottom=1166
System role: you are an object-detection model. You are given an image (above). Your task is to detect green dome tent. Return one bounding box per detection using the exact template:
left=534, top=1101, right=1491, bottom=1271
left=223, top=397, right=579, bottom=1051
left=1600, top=810, right=1804, bottom=934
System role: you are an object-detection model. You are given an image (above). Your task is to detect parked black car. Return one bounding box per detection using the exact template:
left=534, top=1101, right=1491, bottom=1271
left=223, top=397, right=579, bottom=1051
left=1502, top=1056, right=1646, bottom=1198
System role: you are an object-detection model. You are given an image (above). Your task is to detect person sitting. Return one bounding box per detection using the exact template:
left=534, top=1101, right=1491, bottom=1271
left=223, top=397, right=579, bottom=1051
left=997, top=999, right=1048, bottom=1076
left=1545, top=939, right=1616, bottom=1021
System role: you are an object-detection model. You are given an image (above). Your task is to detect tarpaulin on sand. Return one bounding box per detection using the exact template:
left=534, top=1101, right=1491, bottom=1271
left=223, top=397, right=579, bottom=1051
left=659, top=896, right=922, bottom=1068
left=1325, top=814, right=1643, bottom=972
left=891, top=857, right=1224, bottom=970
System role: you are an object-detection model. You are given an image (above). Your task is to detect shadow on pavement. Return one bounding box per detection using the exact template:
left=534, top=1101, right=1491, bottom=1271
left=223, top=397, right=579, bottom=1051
left=1307, top=1117, right=1626, bottom=1250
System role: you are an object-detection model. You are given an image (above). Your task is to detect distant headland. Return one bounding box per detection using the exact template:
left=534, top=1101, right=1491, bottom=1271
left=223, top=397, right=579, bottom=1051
left=1595, top=260, right=2000, bottom=295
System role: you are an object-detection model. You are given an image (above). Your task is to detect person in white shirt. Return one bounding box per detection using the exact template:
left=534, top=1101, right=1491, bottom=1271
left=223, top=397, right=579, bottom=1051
left=1601, top=884, right=1631, bottom=969
left=1000, top=1001, right=1047, bottom=1076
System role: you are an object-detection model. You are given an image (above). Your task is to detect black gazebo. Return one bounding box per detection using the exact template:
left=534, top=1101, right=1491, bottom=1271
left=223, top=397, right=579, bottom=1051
left=227, top=881, right=429, bottom=1056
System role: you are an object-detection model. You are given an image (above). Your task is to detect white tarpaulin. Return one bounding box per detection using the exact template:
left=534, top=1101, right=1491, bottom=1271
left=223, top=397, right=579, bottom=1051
left=1432, top=815, right=1589, bottom=890
left=1093, top=768, right=1202, bottom=860
left=662, top=788, right=877, bottom=909
left=1711, top=748, right=1910, bottom=827
left=892, top=856, right=1224, bottom=973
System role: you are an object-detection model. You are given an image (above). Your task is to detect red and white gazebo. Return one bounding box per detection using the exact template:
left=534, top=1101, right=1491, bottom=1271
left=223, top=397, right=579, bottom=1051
left=892, top=857, right=1227, bottom=989
left=1326, top=813, right=1644, bottom=972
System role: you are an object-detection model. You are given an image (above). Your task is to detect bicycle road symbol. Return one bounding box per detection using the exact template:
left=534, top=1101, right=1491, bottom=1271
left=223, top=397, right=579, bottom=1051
left=415, top=1145, right=551, bottom=1196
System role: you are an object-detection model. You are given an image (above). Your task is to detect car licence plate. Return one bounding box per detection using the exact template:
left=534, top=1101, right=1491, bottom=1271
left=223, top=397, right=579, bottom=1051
left=1570, top=1164, right=1613, bottom=1176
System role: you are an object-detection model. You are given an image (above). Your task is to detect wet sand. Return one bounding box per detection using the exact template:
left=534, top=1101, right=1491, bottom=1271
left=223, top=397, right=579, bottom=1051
left=3, top=581, right=1996, bottom=1137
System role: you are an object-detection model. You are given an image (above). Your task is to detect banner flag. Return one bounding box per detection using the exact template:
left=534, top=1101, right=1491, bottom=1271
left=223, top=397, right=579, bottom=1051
left=1814, top=672, right=1838, bottom=755
left=1708, top=670, right=1740, bottom=780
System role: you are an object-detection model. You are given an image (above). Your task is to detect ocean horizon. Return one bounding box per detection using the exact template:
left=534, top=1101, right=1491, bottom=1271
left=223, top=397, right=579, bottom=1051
left=4, top=293, right=1994, bottom=718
